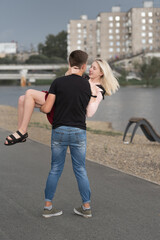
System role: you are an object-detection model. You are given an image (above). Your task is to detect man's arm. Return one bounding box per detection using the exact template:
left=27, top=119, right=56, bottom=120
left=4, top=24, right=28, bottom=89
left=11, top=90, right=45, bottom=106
left=40, top=93, right=56, bottom=113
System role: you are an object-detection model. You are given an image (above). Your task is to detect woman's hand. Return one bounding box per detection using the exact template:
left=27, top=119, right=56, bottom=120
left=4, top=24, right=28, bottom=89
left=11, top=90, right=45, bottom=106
left=65, top=66, right=80, bottom=76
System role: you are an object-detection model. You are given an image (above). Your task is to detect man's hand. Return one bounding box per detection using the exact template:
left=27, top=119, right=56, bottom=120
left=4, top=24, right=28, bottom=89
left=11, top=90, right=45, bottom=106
left=40, top=93, right=56, bottom=113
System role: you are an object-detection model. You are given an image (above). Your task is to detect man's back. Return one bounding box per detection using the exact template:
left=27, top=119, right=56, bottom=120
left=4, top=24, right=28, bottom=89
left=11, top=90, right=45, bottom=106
left=49, top=74, right=91, bottom=130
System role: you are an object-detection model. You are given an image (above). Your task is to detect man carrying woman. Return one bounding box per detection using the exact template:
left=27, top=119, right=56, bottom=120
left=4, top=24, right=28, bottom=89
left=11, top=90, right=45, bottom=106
left=4, top=50, right=119, bottom=218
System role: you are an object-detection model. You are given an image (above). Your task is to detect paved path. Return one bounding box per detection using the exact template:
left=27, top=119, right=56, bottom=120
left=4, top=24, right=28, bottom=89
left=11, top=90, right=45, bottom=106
left=0, top=128, right=160, bottom=240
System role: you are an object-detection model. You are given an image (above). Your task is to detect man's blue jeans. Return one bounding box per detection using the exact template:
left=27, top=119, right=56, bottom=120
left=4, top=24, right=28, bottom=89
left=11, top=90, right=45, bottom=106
left=45, top=126, right=91, bottom=204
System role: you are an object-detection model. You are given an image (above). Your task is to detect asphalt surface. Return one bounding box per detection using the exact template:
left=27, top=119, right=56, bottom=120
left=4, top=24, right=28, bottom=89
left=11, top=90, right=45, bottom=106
left=0, top=128, right=160, bottom=240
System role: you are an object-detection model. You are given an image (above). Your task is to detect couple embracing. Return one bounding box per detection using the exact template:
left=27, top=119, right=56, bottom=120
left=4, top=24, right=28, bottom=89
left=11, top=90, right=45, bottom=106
left=5, top=50, right=119, bottom=218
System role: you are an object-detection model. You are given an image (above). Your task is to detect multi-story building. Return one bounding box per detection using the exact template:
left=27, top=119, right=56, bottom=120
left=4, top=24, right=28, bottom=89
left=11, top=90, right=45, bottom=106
left=97, top=6, right=126, bottom=60
left=67, top=1, right=160, bottom=61
left=126, top=1, right=160, bottom=55
left=67, top=15, right=97, bottom=63
left=0, top=42, right=17, bottom=58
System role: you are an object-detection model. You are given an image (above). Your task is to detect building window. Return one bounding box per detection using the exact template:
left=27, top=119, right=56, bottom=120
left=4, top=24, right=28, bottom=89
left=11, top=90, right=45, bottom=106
left=148, top=12, right=153, bottom=17
left=148, top=32, right=153, bottom=37
left=109, top=48, right=113, bottom=52
left=141, top=32, right=146, bottom=37
left=116, top=41, right=120, bottom=46
left=115, top=29, right=119, bottom=34
left=116, top=48, right=120, bottom=52
left=77, top=46, right=81, bottom=50
left=109, top=29, right=113, bottom=33
left=109, top=42, right=114, bottom=46
left=149, top=19, right=153, bottom=23
left=77, top=40, right=81, bottom=44
left=115, top=16, right=120, bottom=21
left=142, top=26, right=146, bottom=30
left=109, top=16, right=113, bottom=21
left=109, top=23, right=113, bottom=27
left=116, top=35, right=120, bottom=39
left=77, top=29, right=81, bottom=33
left=141, top=12, right=146, bottom=17
left=77, top=23, right=81, bottom=28
left=148, top=39, right=153, bottom=44
left=109, top=35, right=113, bottom=40
left=142, top=19, right=146, bottom=24
left=116, top=22, right=120, bottom=27
left=142, top=39, right=146, bottom=44
left=78, top=34, right=81, bottom=38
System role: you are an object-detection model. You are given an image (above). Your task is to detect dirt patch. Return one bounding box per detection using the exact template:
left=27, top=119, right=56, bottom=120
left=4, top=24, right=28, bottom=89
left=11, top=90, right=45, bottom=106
left=1, top=105, right=160, bottom=185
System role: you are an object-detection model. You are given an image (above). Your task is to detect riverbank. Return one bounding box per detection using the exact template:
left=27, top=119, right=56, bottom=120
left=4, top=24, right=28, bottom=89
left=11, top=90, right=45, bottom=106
left=1, top=105, right=160, bottom=185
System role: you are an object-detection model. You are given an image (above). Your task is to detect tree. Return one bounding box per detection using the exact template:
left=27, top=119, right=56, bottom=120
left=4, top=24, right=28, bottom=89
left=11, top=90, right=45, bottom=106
left=25, top=54, right=49, bottom=64
left=38, top=31, right=67, bottom=60
left=139, top=58, right=160, bottom=86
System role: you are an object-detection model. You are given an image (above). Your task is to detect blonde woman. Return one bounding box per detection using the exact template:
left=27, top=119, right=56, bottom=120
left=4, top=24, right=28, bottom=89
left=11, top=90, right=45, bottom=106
left=87, top=58, right=119, bottom=117
left=4, top=58, right=119, bottom=145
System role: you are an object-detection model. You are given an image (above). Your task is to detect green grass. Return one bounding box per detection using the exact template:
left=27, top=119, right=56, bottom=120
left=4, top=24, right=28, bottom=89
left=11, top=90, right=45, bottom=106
left=29, top=122, right=122, bottom=137
left=86, top=127, right=122, bottom=136
left=29, top=122, right=51, bottom=130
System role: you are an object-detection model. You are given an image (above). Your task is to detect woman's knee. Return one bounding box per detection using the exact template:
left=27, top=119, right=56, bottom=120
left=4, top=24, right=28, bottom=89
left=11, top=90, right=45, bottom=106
left=25, top=89, right=34, bottom=97
left=18, top=95, right=25, bottom=106
left=25, top=89, right=45, bottom=105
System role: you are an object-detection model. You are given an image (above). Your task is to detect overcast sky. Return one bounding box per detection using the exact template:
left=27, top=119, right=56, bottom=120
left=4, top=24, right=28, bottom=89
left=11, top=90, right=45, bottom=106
left=0, top=0, right=159, bottom=50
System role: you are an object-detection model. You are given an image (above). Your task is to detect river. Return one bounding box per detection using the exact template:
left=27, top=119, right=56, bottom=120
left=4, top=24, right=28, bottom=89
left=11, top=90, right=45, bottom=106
left=0, top=85, right=160, bottom=133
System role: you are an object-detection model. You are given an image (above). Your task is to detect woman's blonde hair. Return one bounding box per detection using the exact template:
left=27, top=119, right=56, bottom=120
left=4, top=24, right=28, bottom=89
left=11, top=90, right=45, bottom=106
left=95, top=58, right=120, bottom=96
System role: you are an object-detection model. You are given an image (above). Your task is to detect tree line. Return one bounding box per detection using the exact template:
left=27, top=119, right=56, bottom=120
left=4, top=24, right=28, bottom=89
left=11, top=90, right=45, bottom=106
left=0, top=30, right=67, bottom=64
left=117, top=57, right=160, bottom=87
left=0, top=29, right=160, bottom=86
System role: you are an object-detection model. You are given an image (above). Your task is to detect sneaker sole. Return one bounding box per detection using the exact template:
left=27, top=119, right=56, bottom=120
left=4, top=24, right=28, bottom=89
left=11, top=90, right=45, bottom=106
left=42, top=211, right=63, bottom=218
left=74, top=208, right=92, bottom=218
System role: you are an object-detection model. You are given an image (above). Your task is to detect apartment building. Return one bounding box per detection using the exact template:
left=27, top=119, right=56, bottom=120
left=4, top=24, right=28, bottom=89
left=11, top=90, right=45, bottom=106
left=67, top=15, right=97, bottom=63
left=67, top=1, right=160, bottom=61
left=97, top=6, right=126, bottom=60
left=126, top=1, right=160, bottom=55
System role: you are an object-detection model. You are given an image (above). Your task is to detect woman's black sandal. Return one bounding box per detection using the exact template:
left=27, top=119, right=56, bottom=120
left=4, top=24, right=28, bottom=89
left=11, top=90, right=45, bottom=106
left=4, top=131, right=28, bottom=146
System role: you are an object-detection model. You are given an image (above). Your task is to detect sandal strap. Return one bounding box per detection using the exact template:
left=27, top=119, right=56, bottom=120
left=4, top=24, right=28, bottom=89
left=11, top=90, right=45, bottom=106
left=6, top=137, right=14, bottom=143
left=6, top=134, right=19, bottom=144
left=8, top=134, right=17, bottom=141
left=16, top=130, right=23, bottom=138
left=16, top=131, right=28, bottom=139
left=5, top=131, right=28, bottom=146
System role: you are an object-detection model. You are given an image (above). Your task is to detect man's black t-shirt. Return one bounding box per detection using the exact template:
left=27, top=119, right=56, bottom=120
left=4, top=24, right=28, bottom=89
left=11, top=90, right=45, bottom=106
left=49, top=74, right=91, bottom=130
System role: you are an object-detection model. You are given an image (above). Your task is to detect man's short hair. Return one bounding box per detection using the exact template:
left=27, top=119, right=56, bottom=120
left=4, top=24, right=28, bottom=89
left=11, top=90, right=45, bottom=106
left=69, top=50, right=88, bottom=68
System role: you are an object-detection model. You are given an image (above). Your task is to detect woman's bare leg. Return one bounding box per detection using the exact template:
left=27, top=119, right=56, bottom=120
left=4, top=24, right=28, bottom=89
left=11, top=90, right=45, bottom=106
left=18, top=89, right=46, bottom=134
left=5, top=89, right=46, bottom=144
left=18, top=95, right=25, bottom=129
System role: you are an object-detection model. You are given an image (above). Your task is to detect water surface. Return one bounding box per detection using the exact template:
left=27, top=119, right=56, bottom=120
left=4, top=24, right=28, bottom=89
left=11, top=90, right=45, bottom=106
left=0, top=85, right=160, bottom=133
